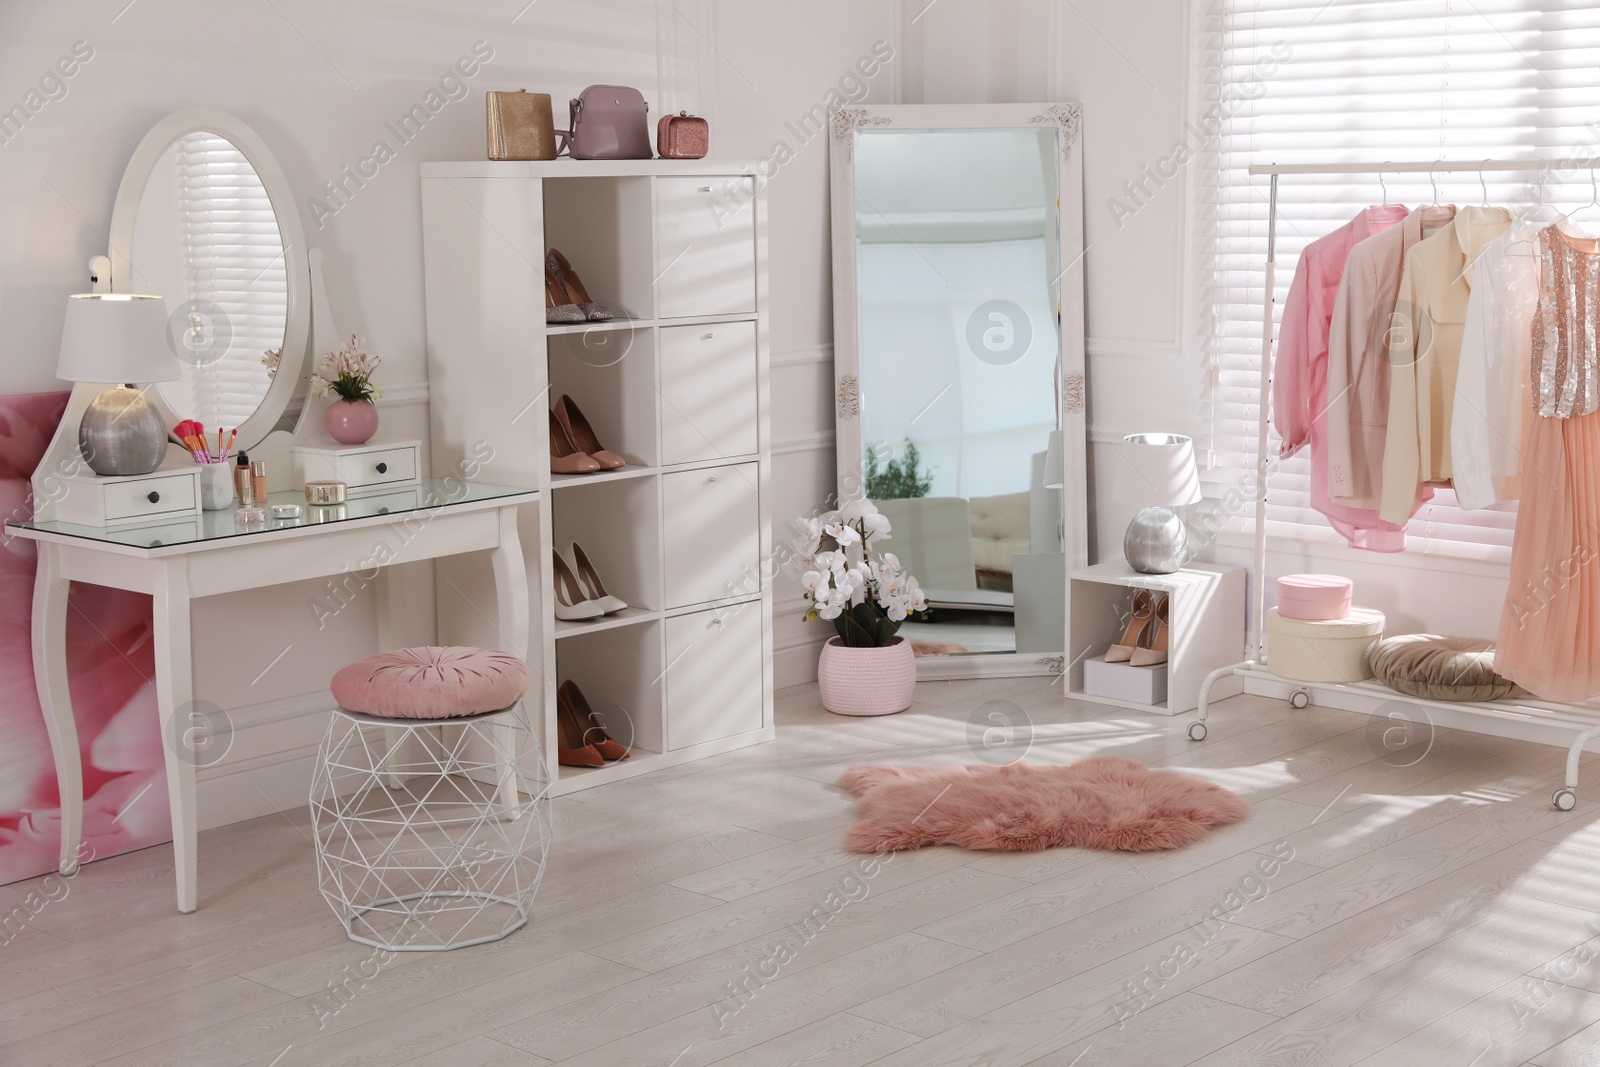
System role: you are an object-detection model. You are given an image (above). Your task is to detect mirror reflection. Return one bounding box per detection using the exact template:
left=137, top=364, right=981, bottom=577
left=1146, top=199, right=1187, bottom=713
left=132, top=131, right=288, bottom=432
left=854, top=127, right=1063, bottom=656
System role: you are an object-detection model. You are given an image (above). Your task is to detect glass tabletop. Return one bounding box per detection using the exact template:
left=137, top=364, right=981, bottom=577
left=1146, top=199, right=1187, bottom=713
left=5, top=478, right=537, bottom=551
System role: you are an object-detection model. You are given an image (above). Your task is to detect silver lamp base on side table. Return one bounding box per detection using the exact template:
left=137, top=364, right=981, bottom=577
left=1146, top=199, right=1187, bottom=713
left=1124, top=506, right=1189, bottom=574
left=79, top=384, right=168, bottom=476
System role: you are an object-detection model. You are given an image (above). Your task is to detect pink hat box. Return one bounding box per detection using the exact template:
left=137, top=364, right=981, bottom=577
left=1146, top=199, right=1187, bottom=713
left=1275, top=574, right=1353, bottom=622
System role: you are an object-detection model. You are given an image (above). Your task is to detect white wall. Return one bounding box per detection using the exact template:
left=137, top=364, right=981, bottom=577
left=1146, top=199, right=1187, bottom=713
left=0, top=0, right=895, bottom=824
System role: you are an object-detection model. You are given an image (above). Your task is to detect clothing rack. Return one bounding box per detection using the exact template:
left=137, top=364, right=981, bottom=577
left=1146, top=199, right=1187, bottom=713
left=1193, top=157, right=1600, bottom=811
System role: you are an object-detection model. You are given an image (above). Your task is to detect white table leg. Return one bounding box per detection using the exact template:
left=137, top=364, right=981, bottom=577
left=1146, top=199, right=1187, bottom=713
left=489, top=507, right=531, bottom=813
left=31, top=542, right=82, bottom=876
left=153, top=561, right=198, bottom=913
left=374, top=564, right=414, bottom=789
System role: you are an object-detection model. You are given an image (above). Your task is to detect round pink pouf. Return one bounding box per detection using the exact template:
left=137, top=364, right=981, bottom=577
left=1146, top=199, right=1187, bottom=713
left=330, top=646, right=530, bottom=719
left=817, top=636, right=916, bottom=716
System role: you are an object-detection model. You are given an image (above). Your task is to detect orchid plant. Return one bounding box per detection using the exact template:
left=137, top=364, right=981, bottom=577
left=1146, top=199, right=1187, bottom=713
left=310, top=335, right=384, bottom=403
left=791, top=499, right=929, bottom=648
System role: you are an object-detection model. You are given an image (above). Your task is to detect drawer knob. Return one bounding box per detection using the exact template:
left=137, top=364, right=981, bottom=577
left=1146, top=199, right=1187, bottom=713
left=376, top=462, right=388, bottom=474
left=701, top=333, right=714, bottom=340
left=706, top=475, right=718, bottom=483
left=697, top=185, right=712, bottom=192
left=147, top=491, right=160, bottom=504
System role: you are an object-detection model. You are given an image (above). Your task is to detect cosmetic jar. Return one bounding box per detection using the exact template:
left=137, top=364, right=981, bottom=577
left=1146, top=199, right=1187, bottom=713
left=305, top=481, right=348, bottom=506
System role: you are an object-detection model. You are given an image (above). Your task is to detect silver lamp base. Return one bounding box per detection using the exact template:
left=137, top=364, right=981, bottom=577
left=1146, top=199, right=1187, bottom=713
left=79, top=385, right=167, bottom=476
left=1124, top=506, right=1189, bottom=574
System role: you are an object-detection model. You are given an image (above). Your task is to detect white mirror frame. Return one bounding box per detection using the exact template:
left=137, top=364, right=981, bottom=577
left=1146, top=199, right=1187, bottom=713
left=828, top=103, right=1089, bottom=680
left=106, top=108, right=312, bottom=452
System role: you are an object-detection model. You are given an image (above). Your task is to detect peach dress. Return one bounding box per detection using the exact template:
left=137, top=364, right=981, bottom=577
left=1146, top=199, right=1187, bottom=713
left=1496, top=225, right=1600, bottom=700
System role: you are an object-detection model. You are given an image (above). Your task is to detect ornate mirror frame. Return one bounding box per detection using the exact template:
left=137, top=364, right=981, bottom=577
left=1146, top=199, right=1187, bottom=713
left=106, top=108, right=313, bottom=451
left=828, top=103, right=1088, bottom=680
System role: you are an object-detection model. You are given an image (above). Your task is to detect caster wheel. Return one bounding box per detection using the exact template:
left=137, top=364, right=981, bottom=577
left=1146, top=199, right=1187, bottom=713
left=1289, top=689, right=1310, bottom=710
left=1554, top=788, right=1578, bottom=811
left=1188, top=721, right=1208, bottom=741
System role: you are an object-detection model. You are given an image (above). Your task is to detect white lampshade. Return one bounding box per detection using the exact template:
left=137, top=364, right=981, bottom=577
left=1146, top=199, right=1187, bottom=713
left=1113, top=432, right=1201, bottom=509
left=1043, top=429, right=1064, bottom=489
left=56, top=293, right=179, bottom=384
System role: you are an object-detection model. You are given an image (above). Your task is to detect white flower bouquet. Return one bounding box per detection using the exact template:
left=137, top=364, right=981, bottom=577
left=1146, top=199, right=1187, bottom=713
left=791, top=499, right=929, bottom=647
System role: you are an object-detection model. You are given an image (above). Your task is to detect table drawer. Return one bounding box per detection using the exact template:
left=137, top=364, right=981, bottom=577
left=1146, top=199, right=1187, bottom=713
left=665, top=605, right=764, bottom=750
left=337, top=445, right=419, bottom=489
left=102, top=471, right=199, bottom=524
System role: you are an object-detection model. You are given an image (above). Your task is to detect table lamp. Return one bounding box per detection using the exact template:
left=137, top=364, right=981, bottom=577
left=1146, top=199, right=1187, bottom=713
left=1113, top=432, right=1201, bottom=574
left=57, top=293, right=180, bottom=476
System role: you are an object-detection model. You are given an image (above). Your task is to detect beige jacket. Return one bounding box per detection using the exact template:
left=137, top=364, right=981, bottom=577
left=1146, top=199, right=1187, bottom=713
left=1326, top=206, right=1455, bottom=510
left=1379, top=207, right=1512, bottom=525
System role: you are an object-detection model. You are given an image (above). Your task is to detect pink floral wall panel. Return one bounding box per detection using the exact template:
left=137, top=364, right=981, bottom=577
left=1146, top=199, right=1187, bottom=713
left=0, top=391, right=171, bottom=887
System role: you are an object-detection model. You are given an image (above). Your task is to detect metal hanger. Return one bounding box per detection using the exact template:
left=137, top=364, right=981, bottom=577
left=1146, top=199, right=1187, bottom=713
left=1429, top=162, right=1441, bottom=207
left=1379, top=162, right=1391, bottom=207
left=1479, top=159, right=1490, bottom=207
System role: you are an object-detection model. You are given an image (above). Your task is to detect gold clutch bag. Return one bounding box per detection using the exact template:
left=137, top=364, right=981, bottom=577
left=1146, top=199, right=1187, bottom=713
left=486, top=90, right=557, bottom=161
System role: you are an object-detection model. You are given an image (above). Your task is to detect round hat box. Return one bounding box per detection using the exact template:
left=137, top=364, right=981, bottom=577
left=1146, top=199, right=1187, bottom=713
left=1275, top=574, right=1353, bottom=621
left=1267, top=606, right=1385, bottom=684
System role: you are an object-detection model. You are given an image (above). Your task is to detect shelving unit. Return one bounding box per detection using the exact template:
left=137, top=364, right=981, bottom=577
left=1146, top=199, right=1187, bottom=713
left=419, top=159, right=774, bottom=796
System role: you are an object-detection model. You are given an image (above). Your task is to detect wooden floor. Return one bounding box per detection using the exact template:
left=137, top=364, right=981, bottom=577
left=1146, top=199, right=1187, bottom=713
left=8, top=677, right=1600, bottom=1065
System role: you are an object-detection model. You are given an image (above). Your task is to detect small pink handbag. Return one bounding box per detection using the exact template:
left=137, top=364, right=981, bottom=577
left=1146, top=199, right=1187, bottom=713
left=558, top=85, right=652, bottom=160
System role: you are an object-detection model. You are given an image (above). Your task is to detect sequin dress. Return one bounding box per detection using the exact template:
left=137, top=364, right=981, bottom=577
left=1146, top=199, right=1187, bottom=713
left=1496, top=225, right=1600, bottom=700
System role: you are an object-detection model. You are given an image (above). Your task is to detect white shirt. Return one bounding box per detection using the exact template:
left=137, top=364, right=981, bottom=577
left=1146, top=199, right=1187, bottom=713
left=1451, top=209, right=1559, bottom=510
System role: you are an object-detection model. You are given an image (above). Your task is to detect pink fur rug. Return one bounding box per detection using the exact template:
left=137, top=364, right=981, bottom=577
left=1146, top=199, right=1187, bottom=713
left=838, top=756, right=1249, bottom=853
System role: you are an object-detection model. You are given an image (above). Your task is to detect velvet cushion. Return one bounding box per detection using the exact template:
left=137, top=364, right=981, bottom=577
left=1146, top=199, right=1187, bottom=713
left=331, top=646, right=530, bottom=719
left=1368, top=634, right=1526, bottom=703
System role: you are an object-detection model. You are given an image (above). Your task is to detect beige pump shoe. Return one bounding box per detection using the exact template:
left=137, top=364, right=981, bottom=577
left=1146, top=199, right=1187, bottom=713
left=1106, top=589, right=1155, bottom=663
left=1130, top=593, right=1169, bottom=667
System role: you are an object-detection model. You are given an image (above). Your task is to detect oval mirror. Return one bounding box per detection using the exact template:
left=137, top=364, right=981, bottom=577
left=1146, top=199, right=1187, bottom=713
left=107, top=109, right=310, bottom=452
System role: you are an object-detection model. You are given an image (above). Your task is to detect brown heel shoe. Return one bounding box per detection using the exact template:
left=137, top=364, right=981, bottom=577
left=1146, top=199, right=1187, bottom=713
left=554, top=395, right=624, bottom=469
left=1106, top=589, right=1155, bottom=663
left=550, top=409, right=602, bottom=475
left=545, top=268, right=584, bottom=324
left=556, top=688, right=605, bottom=767
left=559, top=680, right=629, bottom=761
left=548, top=249, right=614, bottom=321
left=1131, top=594, right=1169, bottom=667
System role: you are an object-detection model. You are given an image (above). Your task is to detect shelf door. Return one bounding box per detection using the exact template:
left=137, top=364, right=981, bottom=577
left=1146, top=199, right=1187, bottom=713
left=662, top=463, right=760, bottom=608
left=659, top=322, right=759, bottom=466
left=655, top=176, right=757, bottom=318
left=665, top=606, right=763, bottom=750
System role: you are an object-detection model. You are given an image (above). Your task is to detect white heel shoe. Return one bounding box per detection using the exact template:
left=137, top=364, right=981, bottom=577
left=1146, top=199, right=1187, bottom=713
left=553, top=552, right=604, bottom=620
left=569, top=542, right=627, bottom=615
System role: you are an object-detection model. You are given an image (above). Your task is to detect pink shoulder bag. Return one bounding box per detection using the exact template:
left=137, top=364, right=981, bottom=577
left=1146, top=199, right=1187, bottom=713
left=559, top=85, right=652, bottom=160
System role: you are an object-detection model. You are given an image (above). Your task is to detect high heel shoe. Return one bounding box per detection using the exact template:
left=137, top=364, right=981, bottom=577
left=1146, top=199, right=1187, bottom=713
left=547, top=249, right=614, bottom=322
left=555, top=687, right=605, bottom=767
left=550, top=409, right=602, bottom=475
left=1105, top=589, right=1155, bottom=663
left=545, top=268, right=584, bottom=324
left=554, top=395, right=625, bottom=470
left=559, top=680, right=629, bottom=761
left=569, top=542, right=627, bottom=615
left=552, top=551, right=605, bottom=620
left=1131, top=594, right=1169, bottom=667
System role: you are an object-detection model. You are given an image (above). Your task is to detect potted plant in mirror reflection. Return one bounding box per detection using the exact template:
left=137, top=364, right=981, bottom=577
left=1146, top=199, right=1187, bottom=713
left=304, top=335, right=384, bottom=445
left=864, top=438, right=933, bottom=500
left=791, top=499, right=929, bottom=716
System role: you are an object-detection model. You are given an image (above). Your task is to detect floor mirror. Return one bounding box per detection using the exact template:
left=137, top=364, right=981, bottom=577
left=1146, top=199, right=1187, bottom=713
left=829, top=103, right=1088, bottom=678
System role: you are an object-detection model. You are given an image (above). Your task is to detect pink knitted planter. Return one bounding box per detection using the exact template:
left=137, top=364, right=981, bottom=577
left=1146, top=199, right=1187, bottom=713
left=818, top=636, right=916, bottom=716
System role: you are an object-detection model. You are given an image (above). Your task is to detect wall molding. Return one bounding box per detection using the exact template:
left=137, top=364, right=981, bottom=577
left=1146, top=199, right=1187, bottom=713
left=772, top=342, right=834, bottom=368
left=377, top=382, right=429, bottom=407
left=1087, top=338, right=1181, bottom=361
left=772, top=429, right=836, bottom=456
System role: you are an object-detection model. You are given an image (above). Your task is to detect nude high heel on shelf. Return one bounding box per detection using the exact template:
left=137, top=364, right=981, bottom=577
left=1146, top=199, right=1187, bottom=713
left=554, top=395, right=625, bottom=470
left=555, top=689, right=605, bottom=767
left=1106, top=589, right=1155, bottom=663
left=1131, top=593, right=1169, bottom=667
left=552, top=551, right=604, bottom=620
left=569, top=542, right=627, bottom=615
left=545, top=268, right=584, bottom=324
left=547, top=249, right=614, bottom=322
left=550, top=409, right=602, bottom=475
left=559, top=680, right=629, bottom=761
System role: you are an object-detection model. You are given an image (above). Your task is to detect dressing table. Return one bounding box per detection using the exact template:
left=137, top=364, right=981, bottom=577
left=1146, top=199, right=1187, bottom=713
left=8, top=480, right=535, bottom=913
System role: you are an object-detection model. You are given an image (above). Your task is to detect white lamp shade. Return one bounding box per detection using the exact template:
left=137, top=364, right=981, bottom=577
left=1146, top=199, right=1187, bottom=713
left=1113, top=432, right=1202, bottom=509
left=56, top=293, right=180, bottom=384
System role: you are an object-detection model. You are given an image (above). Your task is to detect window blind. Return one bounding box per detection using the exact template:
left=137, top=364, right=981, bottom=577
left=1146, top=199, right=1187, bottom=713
left=1198, top=0, right=1600, bottom=562
left=168, top=132, right=287, bottom=431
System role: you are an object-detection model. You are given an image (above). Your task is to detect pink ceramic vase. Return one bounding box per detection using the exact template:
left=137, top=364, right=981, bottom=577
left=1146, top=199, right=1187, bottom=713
left=817, top=635, right=916, bottom=716
left=326, top=399, right=379, bottom=445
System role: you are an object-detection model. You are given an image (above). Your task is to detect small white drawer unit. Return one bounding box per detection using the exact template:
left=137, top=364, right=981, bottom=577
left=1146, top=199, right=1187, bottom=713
left=291, top=440, right=421, bottom=496
left=51, top=467, right=203, bottom=528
